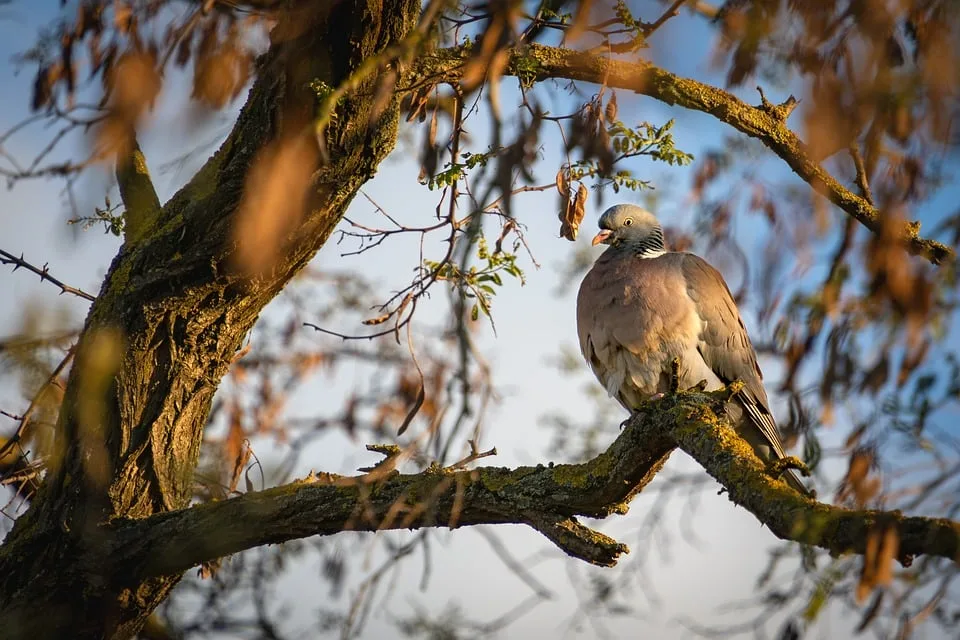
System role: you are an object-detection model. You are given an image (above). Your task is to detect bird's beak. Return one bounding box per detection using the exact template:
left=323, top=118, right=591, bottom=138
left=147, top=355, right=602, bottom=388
left=591, top=229, right=613, bottom=246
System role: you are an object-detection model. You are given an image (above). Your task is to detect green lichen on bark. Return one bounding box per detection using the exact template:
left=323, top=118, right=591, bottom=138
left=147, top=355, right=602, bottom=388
left=116, top=140, right=161, bottom=248
left=409, top=43, right=953, bottom=265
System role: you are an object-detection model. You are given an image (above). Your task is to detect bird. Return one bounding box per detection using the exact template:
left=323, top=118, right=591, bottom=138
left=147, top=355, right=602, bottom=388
left=576, top=203, right=811, bottom=496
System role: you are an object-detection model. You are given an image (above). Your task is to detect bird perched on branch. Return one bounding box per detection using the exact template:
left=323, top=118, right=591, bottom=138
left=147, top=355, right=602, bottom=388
left=576, top=204, right=811, bottom=496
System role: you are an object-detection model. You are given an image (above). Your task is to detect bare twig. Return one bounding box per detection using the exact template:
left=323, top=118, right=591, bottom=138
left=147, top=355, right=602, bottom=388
left=0, top=346, right=76, bottom=466
left=849, top=143, right=874, bottom=205
left=446, top=439, right=497, bottom=470
left=642, top=0, right=687, bottom=36
left=0, top=249, right=96, bottom=301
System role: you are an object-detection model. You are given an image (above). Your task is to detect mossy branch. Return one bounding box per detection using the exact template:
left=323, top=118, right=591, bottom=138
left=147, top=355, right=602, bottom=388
left=105, top=390, right=958, bottom=582
left=408, top=44, right=953, bottom=265
left=115, top=136, right=161, bottom=247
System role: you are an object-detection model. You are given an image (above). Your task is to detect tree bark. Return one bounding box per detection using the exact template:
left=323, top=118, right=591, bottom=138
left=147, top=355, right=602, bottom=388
left=409, top=43, right=953, bottom=265
left=2, top=8, right=958, bottom=639
left=0, top=1, right=420, bottom=637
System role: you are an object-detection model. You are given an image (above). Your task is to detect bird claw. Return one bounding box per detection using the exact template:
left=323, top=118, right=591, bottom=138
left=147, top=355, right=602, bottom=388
left=668, top=358, right=681, bottom=393
left=767, top=456, right=811, bottom=478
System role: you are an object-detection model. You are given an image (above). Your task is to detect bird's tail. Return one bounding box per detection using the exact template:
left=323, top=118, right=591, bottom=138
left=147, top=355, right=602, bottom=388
left=780, top=466, right=814, bottom=498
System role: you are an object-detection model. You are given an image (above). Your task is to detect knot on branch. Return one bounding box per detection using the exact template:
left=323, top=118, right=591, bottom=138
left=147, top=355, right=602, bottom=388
left=768, top=455, right=811, bottom=479
left=357, top=443, right=402, bottom=475
left=524, top=511, right=629, bottom=567
left=756, top=86, right=798, bottom=122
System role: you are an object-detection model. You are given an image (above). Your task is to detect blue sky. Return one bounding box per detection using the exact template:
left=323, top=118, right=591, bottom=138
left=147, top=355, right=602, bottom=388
left=1, top=1, right=957, bottom=638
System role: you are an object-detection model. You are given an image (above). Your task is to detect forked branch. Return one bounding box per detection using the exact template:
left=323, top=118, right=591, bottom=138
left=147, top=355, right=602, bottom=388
left=107, top=388, right=958, bottom=583
left=408, top=44, right=953, bottom=265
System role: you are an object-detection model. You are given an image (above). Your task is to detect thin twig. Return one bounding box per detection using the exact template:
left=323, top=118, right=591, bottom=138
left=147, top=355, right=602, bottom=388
left=0, top=249, right=96, bottom=301
left=642, top=0, right=687, bottom=36
left=849, top=142, right=874, bottom=205
left=446, top=439, right=497, bottom=470
left=0, top=345, right=76, bottom=465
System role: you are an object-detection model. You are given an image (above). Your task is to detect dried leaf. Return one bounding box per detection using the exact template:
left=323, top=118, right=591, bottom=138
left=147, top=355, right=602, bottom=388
left=428, top=101, right=438, bottom=146
left=369, top=69, right=397, bottom=124
left=556, top=167, right=568, bottom=197
left=232, top=135, right=319, bottom=275
left=114, top=1, right=133, bottom=33
left=857, top=522, right=899, bottom=604
left=362, top=312, right=392, bottom=326
left=836, top=448, right=880, bottom=507
left=605, top=92, right=618, bottom=122
left=108, top=50, right=162, bottom=119
left=192, top=31, right=251, bottom=108
left=566, top=0, right=594, bottom=43
left=558, top=181, right=586, bottom=241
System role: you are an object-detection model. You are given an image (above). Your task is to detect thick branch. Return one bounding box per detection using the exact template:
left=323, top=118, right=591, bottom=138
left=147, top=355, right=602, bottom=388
left=409, top=44, right=953, bottom=265
left=107, top=390, right=958, bottom=582
left=115, top=137, right=161, bottom=247
left=109, top=420, right=673, bottom=574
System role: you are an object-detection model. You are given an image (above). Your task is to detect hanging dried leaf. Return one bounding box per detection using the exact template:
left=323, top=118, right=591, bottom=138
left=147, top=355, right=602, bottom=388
left=362, top=312, right=392, bottom=326
left=559, top=182, right=587, bottom=241
left=555, top=167, right=568, bottom=197
left=856, top=522, right=900, bottom=604
left=428, top=101, right=438, bottom=146
left=605, top=92, right=618, bottom=122
left=836, top=448, right=880, bottom=507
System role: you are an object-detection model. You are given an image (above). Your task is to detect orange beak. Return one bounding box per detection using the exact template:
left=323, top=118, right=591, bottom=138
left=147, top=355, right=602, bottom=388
left=591, top=229, right=613, bottom=246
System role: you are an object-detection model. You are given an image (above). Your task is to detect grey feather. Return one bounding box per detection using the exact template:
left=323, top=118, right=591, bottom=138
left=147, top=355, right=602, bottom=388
left=577, top=205, right=811, bottom=496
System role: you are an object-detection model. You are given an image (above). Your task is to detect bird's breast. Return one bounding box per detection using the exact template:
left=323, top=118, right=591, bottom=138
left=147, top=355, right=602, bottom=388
left=578, top=258, right=704, bottom=404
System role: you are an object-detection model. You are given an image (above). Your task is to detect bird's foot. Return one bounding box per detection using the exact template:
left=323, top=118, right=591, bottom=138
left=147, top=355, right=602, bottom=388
left=668, top=358, right=681, bottom=393
left=687, top=379, right=709, bottom=392
left=619, top=410, right=641, bottom=430
left=767, top=456, right=811, bottom=478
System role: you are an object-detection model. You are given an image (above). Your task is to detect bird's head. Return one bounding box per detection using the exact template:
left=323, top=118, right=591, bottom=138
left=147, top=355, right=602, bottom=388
left=591, top=204, right=664, bottom=250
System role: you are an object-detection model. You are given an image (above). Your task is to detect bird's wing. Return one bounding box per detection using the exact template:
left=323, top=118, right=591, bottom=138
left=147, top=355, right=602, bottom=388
left=576, top=252, right=628, bottom=400
left=677, top=253, right=789, bottom=461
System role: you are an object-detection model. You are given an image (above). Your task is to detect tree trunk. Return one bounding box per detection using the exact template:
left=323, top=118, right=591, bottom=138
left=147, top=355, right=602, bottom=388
left=0, top=1, right=419, bottom=637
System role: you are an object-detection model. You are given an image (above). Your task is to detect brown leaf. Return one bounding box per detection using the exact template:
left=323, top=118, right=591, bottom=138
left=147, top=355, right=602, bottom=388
left=605, top=92, right=618, bottom=122
left=31, top=67, right=53, bottom=111
left=836, top=448, right=880, bottom=507
left=566, top=0, right=594, bottom=43
left=559, top=182, right=586, bottom=241
left=857, top=522, right=900, bottom=604
left=192, top=31, right=251, bottom=108
left=369, top=69, right=397, bottom=125
left=428, top=101, right=438, bottom=146
left=108, top=50, right=162, bottom=119
left=232, top=135, right=319, bottom=275
left=362, top=312, right=392, bottom=326
left=556, top=167, right=569, bottom=197
left=114, top=1, right=133, bottom=33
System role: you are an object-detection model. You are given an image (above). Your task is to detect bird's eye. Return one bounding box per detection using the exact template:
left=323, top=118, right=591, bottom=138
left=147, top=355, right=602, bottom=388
left=623, top=218, right=633, bottom=226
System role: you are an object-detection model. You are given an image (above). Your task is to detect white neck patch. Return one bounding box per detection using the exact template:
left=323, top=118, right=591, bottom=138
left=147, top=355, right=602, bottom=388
left=638, top=249, right=667, bottom=259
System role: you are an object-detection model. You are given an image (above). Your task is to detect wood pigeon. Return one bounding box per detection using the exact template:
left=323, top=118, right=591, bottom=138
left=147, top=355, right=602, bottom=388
left=576, top=204, right=810, bottom=495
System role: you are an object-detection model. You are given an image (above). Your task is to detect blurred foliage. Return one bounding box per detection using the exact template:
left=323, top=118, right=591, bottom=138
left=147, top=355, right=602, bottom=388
left=1, top=0, right=959, bottom=638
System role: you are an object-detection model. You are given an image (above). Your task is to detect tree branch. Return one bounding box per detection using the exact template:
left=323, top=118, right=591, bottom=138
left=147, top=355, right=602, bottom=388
left=115, top=136, right=161, bottom=247
left=0, top=248, right=96, bottom=301
left=408, top=44, right=954, bottom=265
left=107, top=388, right=958, bottom=584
